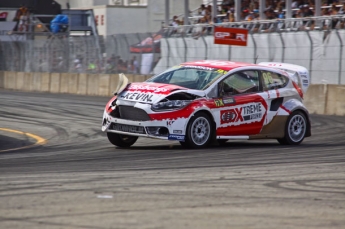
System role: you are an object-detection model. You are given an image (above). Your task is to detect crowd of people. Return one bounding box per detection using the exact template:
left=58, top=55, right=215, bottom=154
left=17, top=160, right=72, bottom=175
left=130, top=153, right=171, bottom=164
left=68, top=55, right=140, bottom=74
left=171, top=0, right=345, bottom=25
left=168, top=0, right=345, bottom=36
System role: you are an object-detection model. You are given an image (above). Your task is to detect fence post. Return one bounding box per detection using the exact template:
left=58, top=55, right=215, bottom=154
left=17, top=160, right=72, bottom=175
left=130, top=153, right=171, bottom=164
left=306, top=30, right=313, bottom=79
left=200, top=33, right=208, bottom=60
left=250, top=33, right=257, bottom=63
left=181, top=31, right=187, bottom=62
left=335, top=29, right=343, bottom=84
left=279, top=32, right=285, bottom=63
left=166, top=36, right=171, bottom=69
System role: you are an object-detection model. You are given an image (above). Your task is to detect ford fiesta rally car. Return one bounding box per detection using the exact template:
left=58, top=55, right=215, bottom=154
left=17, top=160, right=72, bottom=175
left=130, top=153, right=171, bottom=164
left=102, top=60, right=311, bottom=148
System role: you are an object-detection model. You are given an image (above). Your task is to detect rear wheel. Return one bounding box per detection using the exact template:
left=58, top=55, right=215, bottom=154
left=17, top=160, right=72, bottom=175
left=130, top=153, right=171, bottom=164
left=184, top=112, right=213, bottom=148
left=277, top=111, right=307, bottom=145
left=107, top=132, right=138, bottom=147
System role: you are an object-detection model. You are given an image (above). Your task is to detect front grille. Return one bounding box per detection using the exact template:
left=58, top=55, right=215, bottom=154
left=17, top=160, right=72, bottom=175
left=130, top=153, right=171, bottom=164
left=118, top=105, right=151, bottom=121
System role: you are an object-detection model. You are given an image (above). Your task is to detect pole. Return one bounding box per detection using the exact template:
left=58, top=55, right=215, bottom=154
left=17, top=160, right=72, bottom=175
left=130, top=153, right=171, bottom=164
left=165, top=0, right=169, bottom=27
left=184, top=0, right=189, bottom=25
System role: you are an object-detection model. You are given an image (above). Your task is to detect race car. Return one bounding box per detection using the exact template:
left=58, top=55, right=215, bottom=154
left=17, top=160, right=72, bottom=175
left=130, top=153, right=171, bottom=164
left=102, top=60, right=311, bottom=148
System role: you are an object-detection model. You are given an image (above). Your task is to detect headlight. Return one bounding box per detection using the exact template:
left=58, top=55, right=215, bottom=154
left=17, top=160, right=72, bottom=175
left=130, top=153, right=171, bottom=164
left=151, top=100, right=191, bottom=111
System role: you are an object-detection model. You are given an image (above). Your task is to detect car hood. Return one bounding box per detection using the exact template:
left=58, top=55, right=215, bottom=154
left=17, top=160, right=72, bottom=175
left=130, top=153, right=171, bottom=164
left=117, top=82, right=205, bottom=104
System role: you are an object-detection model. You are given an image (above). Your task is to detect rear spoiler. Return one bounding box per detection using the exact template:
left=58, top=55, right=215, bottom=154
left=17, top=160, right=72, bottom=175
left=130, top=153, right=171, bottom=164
left=258, top=62, right=310, bottom=93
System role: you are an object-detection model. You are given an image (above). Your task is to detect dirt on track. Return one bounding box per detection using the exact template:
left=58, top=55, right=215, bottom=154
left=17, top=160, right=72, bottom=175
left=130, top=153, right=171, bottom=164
left=0, top=90, right=344, bottom=229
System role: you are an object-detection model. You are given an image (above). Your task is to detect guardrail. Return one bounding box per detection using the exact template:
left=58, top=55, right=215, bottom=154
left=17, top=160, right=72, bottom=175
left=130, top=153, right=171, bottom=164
left=0, top=71, right=344, bottom=116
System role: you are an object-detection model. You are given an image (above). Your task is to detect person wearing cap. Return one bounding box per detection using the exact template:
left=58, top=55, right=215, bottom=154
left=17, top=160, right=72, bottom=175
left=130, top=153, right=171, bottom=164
left=264, top=8, right=277, bottom=20
left=241, top=8, right=250, bottom=21
left=302, top=4, right=314, bottom=17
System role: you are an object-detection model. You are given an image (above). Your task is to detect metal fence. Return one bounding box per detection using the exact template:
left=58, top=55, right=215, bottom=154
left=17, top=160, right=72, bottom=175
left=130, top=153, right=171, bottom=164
left=0, top=15, right=344, bottom=84
left=0, top=32, right=161, bottom=75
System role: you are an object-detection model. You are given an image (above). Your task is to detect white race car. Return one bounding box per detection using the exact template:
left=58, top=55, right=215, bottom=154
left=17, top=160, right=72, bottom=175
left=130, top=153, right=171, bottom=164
left=102, top=60, right=311, bottom=148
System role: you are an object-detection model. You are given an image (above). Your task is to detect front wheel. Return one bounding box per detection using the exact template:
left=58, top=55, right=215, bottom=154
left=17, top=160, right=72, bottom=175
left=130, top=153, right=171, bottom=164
left=184, top=112, right=213, bottom=149
left=107, top=132, right=138, bottom=147
left=277, top=111, right=307, bottom=145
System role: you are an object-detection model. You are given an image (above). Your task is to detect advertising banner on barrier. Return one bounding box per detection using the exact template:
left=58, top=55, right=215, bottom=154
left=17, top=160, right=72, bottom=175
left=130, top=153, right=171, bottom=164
left=214, top=27, right=248, bottom=46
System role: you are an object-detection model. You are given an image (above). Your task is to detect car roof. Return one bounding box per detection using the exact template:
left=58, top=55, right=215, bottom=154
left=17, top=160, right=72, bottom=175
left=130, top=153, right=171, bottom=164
left=180, top=60, right=257, bottom=71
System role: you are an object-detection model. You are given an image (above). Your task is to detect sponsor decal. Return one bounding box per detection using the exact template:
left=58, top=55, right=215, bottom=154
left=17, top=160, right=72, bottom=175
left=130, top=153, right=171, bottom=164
left=120, top=92, right=153, bottom=102
left=214, top=27, right=248, bottom=46
left=168, top=134, right=185, bottom=141
left=220, top=103, right=264, bottom=125
left=182, top=65, right=214, bottom=71
left=222, top=97, right=235, bottom=104
left=128, top=85, right=168, bottom=93
left=173, top=130, right=183, bottom=134
left=221, top=108, right=242, bottom=123
left=214, top=99, right=224, bottom=107
left=167, top=120, right=175, bottom=126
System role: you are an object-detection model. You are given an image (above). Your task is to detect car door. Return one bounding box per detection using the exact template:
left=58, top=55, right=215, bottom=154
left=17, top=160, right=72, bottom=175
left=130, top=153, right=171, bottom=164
left=212, top=70, right=268, bottom=136
left=258, top=69, right=290, bottom=125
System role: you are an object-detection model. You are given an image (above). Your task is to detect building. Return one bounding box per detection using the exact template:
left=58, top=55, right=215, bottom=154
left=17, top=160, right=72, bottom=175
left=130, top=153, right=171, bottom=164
left=53, top=0, right=203, bottom=35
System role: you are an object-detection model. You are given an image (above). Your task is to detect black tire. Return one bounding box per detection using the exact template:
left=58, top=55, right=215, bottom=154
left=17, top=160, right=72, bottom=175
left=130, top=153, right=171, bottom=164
left=179, top=141, right=189, bottom=148
left=277, top=111, right=307, bottom=145
left=107, top=132, right=138, bottom=147
left=184, top=112, right=213, bottom=149
left=217, top=139, right=228, bottom=145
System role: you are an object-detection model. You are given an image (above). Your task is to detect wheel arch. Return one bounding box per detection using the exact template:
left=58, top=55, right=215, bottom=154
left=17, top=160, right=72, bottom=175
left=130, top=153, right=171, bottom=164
left=189, top=109, right=217, bottom=140
left=290, top=109, right=311, bottom=138
left=282, top=99, right=311, bottom=138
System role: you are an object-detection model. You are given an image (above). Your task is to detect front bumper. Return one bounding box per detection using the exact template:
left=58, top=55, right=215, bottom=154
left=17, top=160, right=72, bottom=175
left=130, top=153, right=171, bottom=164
left=102, top=110, right=188, bottom=141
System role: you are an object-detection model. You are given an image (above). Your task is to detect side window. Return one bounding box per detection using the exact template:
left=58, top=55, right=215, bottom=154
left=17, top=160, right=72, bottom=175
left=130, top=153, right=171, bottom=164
left=261, top=71, right=288, bottom=90
left=219, top=70, right=260, bottom=97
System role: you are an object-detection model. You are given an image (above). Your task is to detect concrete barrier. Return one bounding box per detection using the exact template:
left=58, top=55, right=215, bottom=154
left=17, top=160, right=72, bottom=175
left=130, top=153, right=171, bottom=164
left=0, top=71, right=343, bottom=116
left=77, top=73, right=88, bottom=95
left=41, top=73, right=50, bottom=92
left=303, top=84, right=327, bottom=115
left=0, top=71, right=3, bottom=88
left=325, top=85, right=345, bottom=116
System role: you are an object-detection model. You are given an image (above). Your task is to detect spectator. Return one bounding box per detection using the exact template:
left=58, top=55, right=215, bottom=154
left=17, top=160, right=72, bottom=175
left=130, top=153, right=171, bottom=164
left=73, top=59, right=83, bottom=73
left=338, top=2, right=345, bottom=15
left=87, top=60, right=97, bottom=73
left=265, top=8, right=277, bottom=20
left=132, top=56, right=139, bottom=74
left=227, top=8, right=235, bottom=22
left=104, top=58, right=114, bottom=73
left=18, top=9, right=29, bottom=32
left=301, top=4, right=314, bottom=17
left=50, top=14, right=69, bottom=34
left=198, top=4, right=207, bottom=16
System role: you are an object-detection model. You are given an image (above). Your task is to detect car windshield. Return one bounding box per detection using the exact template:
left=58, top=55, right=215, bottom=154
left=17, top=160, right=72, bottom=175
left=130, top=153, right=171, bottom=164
left=146, top=66, right=227, bottom=90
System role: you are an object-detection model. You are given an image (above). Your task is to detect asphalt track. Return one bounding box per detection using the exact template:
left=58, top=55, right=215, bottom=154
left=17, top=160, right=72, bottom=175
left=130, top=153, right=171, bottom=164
left=0, top=89, right=344, bottom=229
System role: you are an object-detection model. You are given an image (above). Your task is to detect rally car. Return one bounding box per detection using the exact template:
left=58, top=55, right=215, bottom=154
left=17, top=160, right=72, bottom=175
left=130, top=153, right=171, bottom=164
left=102, top=60, right=311, bottom=148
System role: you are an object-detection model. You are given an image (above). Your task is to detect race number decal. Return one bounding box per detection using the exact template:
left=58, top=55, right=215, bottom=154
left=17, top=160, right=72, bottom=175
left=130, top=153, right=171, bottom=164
left=263, top=72, right=273, bottom=85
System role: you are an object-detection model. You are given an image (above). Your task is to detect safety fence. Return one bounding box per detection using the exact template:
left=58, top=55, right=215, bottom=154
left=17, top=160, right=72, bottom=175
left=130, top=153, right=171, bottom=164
left=0, top=16, right=344, bottom=84
left=0, top=32, right=161, bottom=75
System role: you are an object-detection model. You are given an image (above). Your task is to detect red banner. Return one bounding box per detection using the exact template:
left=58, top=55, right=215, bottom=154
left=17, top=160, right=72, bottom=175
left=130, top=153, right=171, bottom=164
left=214, top=27, right=248, bottom=46
left=0, top=12, right=8, bottom=21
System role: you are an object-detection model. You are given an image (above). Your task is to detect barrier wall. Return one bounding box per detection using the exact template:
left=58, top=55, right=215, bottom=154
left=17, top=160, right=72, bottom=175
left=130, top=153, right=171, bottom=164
left=0, top=71, right=344, bottom=116
left=0, top=71, right=151, bottom=97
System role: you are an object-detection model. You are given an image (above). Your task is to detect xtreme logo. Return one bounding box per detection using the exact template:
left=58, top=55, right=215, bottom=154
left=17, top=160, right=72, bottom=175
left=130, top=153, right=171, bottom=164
left=220, top=103, right=264, bottom=125
left=221, top=108, right=243, bottom=124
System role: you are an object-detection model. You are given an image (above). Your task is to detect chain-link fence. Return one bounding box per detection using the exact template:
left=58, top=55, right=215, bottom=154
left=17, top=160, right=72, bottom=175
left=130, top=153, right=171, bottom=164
left=0, top=15, right=344, bottom=84
left=0, top=32, right=162, bottom=75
